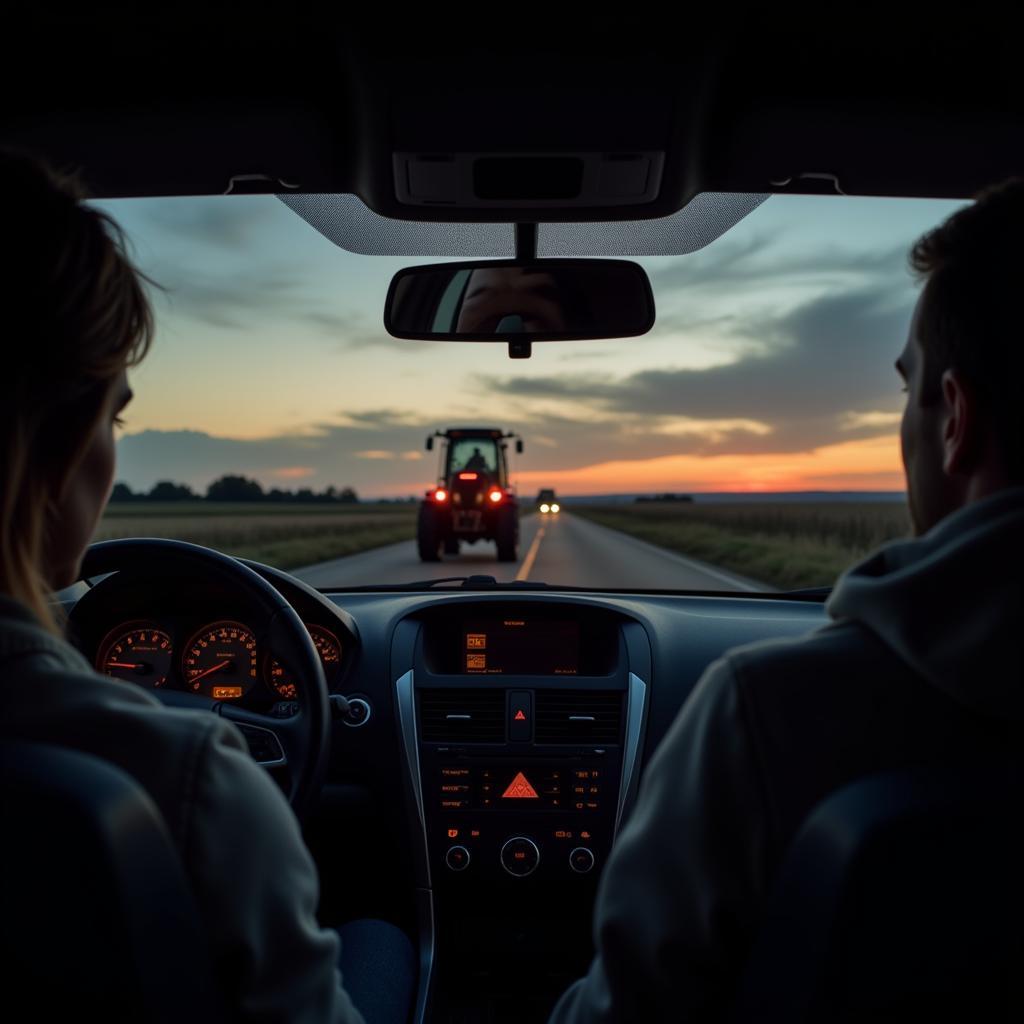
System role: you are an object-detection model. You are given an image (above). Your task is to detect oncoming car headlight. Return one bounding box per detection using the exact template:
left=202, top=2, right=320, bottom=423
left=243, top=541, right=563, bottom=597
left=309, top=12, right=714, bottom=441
left=540, top=503, right=550, bottom=513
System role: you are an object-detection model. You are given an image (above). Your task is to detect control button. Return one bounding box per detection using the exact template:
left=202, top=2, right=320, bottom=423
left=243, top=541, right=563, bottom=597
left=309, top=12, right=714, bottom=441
left=509, top=691, right=532, bottom=742
left=342, top=697, right=371, bottom=727
left=441, top=767, right=471, bottom=778
left=500, top=837, right=540, bottom=878
left=440, top=784, right=470, bottom=794
left=446, top=845, right=471, bottom=872
left=441, top=798, right=470, bottom=810
left=570, top=847, right=595, bottom=874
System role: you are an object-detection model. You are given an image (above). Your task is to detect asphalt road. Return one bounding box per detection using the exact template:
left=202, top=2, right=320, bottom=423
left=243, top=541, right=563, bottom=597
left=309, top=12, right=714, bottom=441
left=293, top=512, right=765, bottom=592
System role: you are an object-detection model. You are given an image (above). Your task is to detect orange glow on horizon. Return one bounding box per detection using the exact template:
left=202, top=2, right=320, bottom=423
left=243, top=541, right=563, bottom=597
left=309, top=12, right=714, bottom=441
left=511, top=434, right=905, bottom=496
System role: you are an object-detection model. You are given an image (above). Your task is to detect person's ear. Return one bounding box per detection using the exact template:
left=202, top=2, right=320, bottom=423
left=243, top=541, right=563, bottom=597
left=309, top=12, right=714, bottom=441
left=940, top=369, right=978, bottom=477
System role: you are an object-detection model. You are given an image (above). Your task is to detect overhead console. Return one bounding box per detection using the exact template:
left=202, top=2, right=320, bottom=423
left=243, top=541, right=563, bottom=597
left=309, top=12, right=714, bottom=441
left=392, top=598, right=651, bottom=1019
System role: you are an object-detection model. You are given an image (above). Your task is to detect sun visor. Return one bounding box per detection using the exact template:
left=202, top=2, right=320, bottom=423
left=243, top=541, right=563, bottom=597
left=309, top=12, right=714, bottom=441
left=277, top=192, right=769, bottom=257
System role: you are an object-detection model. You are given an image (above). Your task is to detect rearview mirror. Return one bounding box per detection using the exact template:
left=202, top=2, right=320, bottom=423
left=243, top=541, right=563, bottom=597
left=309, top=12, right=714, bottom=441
left=384, top=259, right=655, bottom=346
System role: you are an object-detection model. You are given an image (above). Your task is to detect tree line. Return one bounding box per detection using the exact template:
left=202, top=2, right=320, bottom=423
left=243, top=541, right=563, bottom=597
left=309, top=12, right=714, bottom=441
left=111, top=474, right=360, bottom=504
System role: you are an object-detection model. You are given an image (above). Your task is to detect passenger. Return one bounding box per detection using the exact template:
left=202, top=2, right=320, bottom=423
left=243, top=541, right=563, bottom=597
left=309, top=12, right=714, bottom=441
left=550, top=181, right=1024, bottom=1022
left=0, top=150, right=413, bottom=1024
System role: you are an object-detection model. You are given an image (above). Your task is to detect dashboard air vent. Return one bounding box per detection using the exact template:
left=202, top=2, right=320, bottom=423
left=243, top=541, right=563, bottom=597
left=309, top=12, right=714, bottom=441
left=419, top=688, right=506, bottom=743
left=535, top=690, right=623, bottom=744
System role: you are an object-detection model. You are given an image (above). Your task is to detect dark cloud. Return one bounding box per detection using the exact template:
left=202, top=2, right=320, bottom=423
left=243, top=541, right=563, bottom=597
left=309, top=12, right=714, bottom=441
left=482, top=281, right=914, bottom=457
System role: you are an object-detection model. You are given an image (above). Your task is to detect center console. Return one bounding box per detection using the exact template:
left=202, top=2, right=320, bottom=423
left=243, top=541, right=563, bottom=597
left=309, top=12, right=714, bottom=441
left=392, top=599, right=650, bottom=1023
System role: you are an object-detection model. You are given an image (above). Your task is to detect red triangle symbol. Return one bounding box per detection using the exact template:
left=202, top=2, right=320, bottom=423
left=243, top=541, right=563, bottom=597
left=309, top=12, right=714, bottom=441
left=514, top=710, right=527, bottom=721
left=502, top=771, right=539, bottom=799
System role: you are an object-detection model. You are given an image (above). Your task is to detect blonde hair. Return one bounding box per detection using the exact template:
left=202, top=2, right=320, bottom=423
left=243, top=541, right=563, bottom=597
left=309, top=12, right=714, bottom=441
left=0, top=151, right=154, bottom=633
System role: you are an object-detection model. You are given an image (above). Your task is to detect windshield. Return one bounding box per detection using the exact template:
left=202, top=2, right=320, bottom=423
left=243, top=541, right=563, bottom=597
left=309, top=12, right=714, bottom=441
left=449, top=441, right=498, bottom=475
left=95, top=193, right=966, bottom=592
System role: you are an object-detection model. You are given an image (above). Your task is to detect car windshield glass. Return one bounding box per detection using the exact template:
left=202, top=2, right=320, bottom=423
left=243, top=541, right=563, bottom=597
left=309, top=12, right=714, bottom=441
left=95, top=192, right=966, bottom=592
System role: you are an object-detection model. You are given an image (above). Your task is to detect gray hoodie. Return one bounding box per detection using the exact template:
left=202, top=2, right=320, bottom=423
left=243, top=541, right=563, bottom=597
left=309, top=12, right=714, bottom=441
left=550, top=487, right=1024, bottom=1023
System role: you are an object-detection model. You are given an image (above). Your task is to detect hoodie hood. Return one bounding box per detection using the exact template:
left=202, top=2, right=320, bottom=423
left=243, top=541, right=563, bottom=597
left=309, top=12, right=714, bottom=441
left=827, top=487, right=1024, bottom=721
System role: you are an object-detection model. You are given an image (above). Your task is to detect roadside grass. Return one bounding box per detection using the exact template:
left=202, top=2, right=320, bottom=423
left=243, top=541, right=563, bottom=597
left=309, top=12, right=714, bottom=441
left=97, top=502, right=418, bottom=569
left=571, top=502, right=911, bottom=591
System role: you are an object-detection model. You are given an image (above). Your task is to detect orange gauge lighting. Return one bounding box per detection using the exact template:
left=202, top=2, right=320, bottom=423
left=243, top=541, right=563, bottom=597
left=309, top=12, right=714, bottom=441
left=269, top=624, right=343, bottom=699
left=183, top=621, right=258, bottom=699
left=97, top=623, right=173, bottom=689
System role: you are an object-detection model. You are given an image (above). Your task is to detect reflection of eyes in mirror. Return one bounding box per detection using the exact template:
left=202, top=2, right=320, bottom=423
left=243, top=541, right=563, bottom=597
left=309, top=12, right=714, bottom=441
left=455, top=267, right=570, bottom=335
left=386, top=259, right=654, bottom=342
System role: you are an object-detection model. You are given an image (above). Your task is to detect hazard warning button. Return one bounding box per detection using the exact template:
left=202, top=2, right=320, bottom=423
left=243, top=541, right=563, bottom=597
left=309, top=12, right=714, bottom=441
left=502, top=771, right=539, bottom=800
left=509, top=691, right=532, bottom=741
left=501, top=836, right=540, bottom=877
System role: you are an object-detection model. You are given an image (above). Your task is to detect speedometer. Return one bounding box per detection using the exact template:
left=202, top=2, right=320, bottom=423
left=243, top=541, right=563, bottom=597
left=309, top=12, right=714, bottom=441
left=97, top=623, right=173, bottom=689
left=268, top=624, right=342, bottom=698
left=182, top=621, right=258, bottom=699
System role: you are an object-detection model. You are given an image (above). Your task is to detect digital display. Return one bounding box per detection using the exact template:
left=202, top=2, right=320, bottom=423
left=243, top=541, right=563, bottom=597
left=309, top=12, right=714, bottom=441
left=211, top=686, right=244, bottom=700
left=461, top=619, right=579, bottom=675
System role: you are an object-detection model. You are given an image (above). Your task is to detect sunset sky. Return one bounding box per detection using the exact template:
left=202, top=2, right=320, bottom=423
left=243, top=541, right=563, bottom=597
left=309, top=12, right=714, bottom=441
left=99, top=191, right=967, bottom=497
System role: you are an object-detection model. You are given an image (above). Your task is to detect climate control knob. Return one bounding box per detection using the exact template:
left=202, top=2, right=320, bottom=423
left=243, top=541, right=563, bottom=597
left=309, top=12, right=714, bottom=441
left=445, top=845, right=470, bottom=872
left=569, top=847, right=595, bottom=874
left=500, top=836, right=540, bottom=878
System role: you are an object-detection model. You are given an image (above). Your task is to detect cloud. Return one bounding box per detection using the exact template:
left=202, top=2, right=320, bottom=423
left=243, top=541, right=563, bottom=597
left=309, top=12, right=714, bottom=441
left=484, top=281, right=914, bottom=458
left=840, top=411, right=903, bottom=430
left=141, top=198, right=278, bottom=251
left=268, top=466, right=316, bottom=479
left=354, top=450, right=398, bottom=460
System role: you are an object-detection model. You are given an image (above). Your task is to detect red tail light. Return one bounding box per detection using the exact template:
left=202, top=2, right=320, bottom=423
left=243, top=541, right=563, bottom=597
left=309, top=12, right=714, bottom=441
left=488, top=489, right=503, bottom=504
left=434, top=488, right=448, bottom=502
left=458, top=472, right=478, bottom=481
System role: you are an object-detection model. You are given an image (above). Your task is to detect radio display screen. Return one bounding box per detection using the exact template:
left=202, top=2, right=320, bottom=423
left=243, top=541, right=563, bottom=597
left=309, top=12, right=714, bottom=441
left=462, top=618, right=579, bottom=675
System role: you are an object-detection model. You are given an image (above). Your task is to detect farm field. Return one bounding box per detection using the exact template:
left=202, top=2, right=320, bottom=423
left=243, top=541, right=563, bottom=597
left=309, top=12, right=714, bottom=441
left=97, top=502, right=419, bottom=569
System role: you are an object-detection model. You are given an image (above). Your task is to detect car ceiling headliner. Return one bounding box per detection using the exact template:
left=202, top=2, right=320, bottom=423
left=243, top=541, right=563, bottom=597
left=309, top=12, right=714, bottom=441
left=4, top=12, right=1022, bottom=218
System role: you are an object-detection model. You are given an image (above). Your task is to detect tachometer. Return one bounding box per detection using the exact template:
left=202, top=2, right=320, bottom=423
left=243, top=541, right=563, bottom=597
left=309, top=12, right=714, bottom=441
left=268, top=625, right=343, bottom=699
left=183, top=621, right=258, bottom=699
left=97, top=623, right=173, bottom=689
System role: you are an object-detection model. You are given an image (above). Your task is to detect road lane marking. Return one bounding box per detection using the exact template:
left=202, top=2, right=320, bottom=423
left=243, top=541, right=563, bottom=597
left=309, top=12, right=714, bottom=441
left=515, top=524, right=546, bottom=581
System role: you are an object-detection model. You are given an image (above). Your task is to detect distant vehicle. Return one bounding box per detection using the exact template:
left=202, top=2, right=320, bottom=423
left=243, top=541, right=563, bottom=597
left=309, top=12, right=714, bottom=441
left=536, top=489, right=561, bottom=514
left=418, top=428, right=523, bottom=561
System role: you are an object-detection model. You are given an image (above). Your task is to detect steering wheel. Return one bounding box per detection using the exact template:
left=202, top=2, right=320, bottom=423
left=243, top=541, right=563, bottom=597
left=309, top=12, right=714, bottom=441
left=74, top=538, right=330, bottom=819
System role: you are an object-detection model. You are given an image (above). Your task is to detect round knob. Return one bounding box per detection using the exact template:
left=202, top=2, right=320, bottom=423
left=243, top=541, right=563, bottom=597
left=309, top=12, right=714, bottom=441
left=445, top=845, right=470, bottom=872
left=500, top=836, right=540, bottom=878
left=342, top=697, right=371, bottom=728
left=569, top=847, right=595, bottom=874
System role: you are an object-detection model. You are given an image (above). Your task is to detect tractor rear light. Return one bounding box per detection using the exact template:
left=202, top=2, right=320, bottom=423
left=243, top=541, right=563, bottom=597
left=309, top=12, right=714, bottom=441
left=458, top=472, right=478, bottom=481
left=434, top=488, right=448, bottom=502
left=488, top=489, right=503, bottom=503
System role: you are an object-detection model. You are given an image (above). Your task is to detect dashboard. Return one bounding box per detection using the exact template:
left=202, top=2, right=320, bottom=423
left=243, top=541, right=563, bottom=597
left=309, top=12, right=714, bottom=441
left=62, top=567, right=828, bottom=1023
left=70, top=573, right=355, bottom=715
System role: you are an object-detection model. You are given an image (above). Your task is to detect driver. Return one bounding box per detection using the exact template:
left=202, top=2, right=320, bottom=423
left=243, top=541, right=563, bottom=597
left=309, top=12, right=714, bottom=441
left=463, top=446, right=489, bottom=472
left=549, top=181, right=1024, bottom=1021
left=0, top=151, right=413, bottom=1024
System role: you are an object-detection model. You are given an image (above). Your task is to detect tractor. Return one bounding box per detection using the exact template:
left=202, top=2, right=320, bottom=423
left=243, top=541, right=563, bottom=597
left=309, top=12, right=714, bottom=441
left=418, top=428, right=523, bottom=562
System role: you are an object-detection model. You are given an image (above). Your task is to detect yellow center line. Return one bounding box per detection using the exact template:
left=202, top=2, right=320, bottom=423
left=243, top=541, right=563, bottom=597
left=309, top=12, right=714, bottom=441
left=515, top=524, right=546, bottom=582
